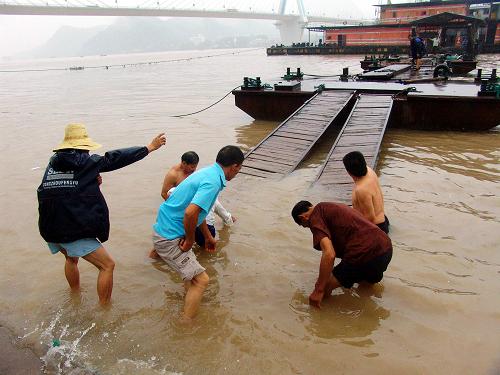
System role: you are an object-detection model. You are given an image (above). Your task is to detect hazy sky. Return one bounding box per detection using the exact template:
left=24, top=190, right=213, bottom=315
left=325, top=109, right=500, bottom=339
left=0, top=0, right=384, bottom=57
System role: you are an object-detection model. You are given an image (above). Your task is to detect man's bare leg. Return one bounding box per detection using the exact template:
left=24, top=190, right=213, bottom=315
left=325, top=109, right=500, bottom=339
left=184, top=280, right=191, bottom=293
left=83, top=247, right=115, bottom=305
left=182, top=271, right=209, bottom=321
left=61, top=250, right=80, bottom=291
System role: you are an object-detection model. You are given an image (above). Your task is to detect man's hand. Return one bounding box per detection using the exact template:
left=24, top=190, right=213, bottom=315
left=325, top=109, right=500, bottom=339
left=179, top=238, right=193, bottom=252
left=204, top=236, right=217, bottom=253
left=147, top=133, right=166, bottom=153
left=309, top=289, right=324, bottom=309
left=97, top=174, right=102, bottom=185
left=148, top=249, right=160, bottom=259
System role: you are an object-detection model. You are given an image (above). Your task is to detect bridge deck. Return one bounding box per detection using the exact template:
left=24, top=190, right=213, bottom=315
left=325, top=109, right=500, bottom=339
left=314, top=94, right=393, bottom=203
left=240, top=90, right=355, bottom=178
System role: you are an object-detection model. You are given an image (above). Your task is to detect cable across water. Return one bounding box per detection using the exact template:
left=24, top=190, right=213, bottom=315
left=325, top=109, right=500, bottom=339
left=0, top=48, right=263, bottom=73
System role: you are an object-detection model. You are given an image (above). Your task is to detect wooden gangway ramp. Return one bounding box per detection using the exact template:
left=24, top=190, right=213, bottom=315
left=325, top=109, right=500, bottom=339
left=240, top=90, right=355, bottom=178
left=315, top=94, right=393, bottom=203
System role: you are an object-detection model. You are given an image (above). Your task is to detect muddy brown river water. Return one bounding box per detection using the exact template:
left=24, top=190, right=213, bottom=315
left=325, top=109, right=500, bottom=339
left=0, top=49, right=499, bottom=374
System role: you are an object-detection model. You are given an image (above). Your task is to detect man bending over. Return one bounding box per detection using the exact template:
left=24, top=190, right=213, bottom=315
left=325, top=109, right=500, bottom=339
left=291, top=201, right=392, bottom=308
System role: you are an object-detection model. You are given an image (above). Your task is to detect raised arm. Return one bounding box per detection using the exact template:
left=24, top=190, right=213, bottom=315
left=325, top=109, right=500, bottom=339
left=147, top=133, right=167, bottom=153
left=99, top=133, right=166, bottom=172
left=309, top=237, right=336, bottom=308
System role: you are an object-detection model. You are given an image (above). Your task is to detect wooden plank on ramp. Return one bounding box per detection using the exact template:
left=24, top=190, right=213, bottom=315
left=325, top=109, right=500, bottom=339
left=240, top=90, right=355, bottom=178
left=314, top=94, right=393, bottom=203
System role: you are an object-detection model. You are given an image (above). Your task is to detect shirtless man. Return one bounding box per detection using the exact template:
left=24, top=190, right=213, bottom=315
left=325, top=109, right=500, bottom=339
left=342, top=151, right=389, bottom=234
left=161, top=151, right=199, bottom=200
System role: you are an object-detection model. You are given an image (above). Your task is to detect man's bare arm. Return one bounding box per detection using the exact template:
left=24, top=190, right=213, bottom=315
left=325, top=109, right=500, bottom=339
left=309, top=237, right=336, bottom=308
left=180, top=204, right=201, bottom=251
left=199, top=220, right=217, bottom=252
left=161, top=170, right=177, bottom=200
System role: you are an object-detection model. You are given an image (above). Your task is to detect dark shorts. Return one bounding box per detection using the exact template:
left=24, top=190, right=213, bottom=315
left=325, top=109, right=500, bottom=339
left=376, top=215, right=390, bottom=234
left=195, top=224, right=216, bottom=247
left=333, top=247, right=393, bottom=289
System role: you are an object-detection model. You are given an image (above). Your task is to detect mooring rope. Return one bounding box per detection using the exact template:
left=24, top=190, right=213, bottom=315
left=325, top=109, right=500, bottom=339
left=170, top=85, right=242, bottom=118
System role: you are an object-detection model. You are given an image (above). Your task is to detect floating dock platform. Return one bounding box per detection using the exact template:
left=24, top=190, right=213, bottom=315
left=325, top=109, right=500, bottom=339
left=234, top=65, right=499, bottom=201
left=233, top=66, right=500, bottom=131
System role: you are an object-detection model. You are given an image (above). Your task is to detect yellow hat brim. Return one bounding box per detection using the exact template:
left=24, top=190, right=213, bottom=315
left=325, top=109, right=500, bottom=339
left=53, top=140, right=102, bottom=152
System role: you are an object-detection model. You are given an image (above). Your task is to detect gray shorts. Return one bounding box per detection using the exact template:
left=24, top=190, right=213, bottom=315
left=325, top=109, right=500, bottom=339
left=152, top=232, right=205, bottom=281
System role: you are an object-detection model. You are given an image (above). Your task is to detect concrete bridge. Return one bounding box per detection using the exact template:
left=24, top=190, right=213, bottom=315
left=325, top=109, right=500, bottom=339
left=0, top=0, right=372, bottom=44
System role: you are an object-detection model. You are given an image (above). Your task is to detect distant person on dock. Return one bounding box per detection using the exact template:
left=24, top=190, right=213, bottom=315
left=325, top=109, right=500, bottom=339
left=151, top=145, right=243, bottom=322
left=343, top=151, right=389, bottom=234
left=431, top=36, right=440, bottom=54
left=291, top=201, right=393, bottom=308
left=37, top=123, right=166, bottom=305
left=160, top=151, right=199, bottom=200
left=409, top=34, right=426, bottom=70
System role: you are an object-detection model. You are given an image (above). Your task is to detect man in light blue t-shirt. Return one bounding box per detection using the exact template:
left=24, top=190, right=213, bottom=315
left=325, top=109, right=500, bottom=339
left=152, top=145, right=244, bottom=322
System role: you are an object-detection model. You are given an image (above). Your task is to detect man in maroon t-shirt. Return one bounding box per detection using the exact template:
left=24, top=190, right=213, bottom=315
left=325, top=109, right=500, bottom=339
left=291, top=201, right=392, bottom=308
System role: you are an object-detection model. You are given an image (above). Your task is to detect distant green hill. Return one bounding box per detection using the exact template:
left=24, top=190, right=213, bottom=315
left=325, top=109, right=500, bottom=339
left=28, top=17, right=279, bottom=58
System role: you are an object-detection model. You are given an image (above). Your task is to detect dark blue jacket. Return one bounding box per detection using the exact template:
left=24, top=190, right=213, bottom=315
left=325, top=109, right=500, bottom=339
left=37, top=147, right=148, bottom=243
left=410, top=37, right=426, bottom=57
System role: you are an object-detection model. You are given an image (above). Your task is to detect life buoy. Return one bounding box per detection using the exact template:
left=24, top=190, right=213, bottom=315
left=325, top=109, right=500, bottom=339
left=433, top=64, right=451, bottom=78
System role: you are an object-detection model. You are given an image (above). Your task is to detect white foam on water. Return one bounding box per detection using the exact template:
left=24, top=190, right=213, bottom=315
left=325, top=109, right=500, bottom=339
left=114, top=358, right=182, bottom=375
left=19, top=326, right=39, bottom=339
left=39, top=310, right=98, bottom=375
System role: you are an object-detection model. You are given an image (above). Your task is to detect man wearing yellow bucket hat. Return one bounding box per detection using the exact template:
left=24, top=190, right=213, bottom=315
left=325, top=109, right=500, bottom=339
left=37, top=123, right=166, bottom=305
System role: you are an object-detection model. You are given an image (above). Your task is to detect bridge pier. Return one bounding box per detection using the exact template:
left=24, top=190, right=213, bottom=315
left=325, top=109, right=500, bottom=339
left=276, top=0, right=308, bottom=45
left=276, top=18, right=306, bottom=45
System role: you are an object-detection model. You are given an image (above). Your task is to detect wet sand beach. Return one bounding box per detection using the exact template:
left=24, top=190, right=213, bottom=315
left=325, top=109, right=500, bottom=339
left=0, top=50, right=499, bottom=374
